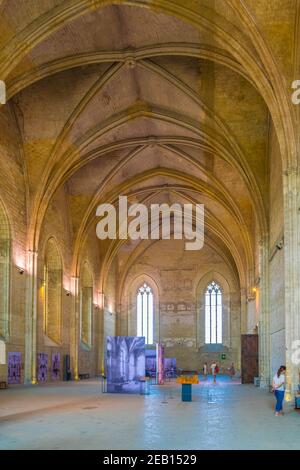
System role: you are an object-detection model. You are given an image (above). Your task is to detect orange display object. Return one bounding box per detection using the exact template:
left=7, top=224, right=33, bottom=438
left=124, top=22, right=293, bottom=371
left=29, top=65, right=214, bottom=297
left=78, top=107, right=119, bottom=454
left=176, top=375, right=199, bottom=384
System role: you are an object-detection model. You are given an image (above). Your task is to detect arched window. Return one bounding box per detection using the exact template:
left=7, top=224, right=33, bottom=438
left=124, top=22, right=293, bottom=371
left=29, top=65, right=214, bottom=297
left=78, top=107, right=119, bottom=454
left=205, top=281, right=222, bottom=344
left=80, top=263, right=93, bottom=347
left=137, top=283, right=153, bottom=344
left=44, top=239, right=62, bottom=344
left=0, top=201, right=10, bottom=340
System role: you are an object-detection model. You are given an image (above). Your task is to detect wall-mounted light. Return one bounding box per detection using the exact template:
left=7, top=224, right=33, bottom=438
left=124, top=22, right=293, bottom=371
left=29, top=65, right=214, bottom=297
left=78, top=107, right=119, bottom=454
left=65, top=290, right=71, bottom=297
left=276, top=240, right=284, bottom=250
left=17, top=267, right=25, bottom=275
left=255, top=277, right=260, bottom=286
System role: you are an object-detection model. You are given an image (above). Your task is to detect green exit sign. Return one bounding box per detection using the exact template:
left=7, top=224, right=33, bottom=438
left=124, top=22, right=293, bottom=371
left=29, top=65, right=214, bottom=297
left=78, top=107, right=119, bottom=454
left=221, top=353, right=226, bottom=360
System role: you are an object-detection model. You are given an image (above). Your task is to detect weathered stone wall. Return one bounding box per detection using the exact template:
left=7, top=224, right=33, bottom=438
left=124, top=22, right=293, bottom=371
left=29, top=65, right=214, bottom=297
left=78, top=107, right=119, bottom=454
left=36, top=187, right=73, bottom=381
left=78, top=230, right=102, bottom=377
left=102, top=258, right=117, bottom=372
left=0, top=104, right=27, bottom=383
left=120, top=239, right=241, bottom=372
left=269, top=122, right=285, bottom=377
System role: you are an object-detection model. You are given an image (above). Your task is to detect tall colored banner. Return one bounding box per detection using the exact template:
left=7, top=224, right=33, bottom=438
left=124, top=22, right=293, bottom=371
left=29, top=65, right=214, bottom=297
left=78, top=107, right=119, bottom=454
left=52, top=352, right=60, bottom=380
left=8, top=352, right=22, bottom=384
left=37, top=353, right=48, bottom=382
left=106, top=336, right=145, bottom=393
left=156, top=343, right=164, bottom=385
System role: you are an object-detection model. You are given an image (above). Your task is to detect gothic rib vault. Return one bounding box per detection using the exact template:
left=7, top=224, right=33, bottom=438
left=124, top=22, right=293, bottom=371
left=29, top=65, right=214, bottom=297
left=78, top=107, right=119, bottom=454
left=0, top=0, right=299, bottom=395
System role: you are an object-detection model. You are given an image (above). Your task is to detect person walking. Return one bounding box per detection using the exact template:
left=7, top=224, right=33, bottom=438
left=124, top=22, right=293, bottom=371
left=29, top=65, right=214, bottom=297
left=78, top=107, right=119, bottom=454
left=272, top=365, right=286, bottom=416
left=203, top=362, right=208, bottom=380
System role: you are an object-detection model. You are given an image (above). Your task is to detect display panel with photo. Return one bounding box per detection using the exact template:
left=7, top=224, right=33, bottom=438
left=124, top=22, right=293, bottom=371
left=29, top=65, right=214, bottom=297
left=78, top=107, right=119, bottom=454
left=106, top=336, right=145, bottom=393
left=7, top=352, right=22, bottom=384
left=145, top=349, right=156, bottom=377
left=164, top=357, right=177, bottom=378
left=37, top=353, right=48, bottom=382
left=52, top=352, right=60, bottom=380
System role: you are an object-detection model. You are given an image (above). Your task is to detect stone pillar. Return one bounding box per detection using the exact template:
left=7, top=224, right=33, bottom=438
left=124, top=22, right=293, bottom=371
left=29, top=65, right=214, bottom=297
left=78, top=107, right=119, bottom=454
left=99, top=306, right=105, bottom=375
left=283, top=167, right=300, bottom=400
left=70, top=276, right=79, bottom=380
left=258, top=235, right=270, bottom=388
left=24, top=250, right=38, bottom=384
left=240, top=287, right=248, bottom=334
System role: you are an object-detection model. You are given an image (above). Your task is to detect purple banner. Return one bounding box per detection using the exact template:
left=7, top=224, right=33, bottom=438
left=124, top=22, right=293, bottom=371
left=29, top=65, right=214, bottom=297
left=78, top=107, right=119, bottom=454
left=37, top=353, right=48, bottom=382
left=8, top=352, right=22, bottom=384
left=52, top=352, right=60, bottom=380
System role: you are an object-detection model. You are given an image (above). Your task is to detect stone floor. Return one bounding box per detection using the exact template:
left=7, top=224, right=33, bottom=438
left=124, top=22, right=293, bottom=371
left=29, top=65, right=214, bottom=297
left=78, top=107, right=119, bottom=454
left=0, top=375, right=299, bottom=450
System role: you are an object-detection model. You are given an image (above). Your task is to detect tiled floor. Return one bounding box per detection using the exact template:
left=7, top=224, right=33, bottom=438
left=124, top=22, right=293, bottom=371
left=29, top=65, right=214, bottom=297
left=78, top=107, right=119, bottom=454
left=0, top=376, right=299, bottom=450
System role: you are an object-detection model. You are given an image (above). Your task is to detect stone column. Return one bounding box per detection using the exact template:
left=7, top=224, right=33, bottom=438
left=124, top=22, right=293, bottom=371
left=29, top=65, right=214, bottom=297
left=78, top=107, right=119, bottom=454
left=258, top=235, right=270, bottom=388
left=240, top=287, right=248, bottom=334
left=24, top=250, right=38, bottom=384
left=96, top=292, right=105, bottom=375
left=70, top=276, right=79, bottom=380
left=99, top=307, right=105, bottom=375
left=283, top=167, right=300, bottom=400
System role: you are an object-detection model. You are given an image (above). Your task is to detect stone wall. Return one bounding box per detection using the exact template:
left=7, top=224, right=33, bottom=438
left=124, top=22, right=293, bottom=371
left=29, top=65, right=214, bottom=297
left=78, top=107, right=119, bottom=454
left=120, top=239, right=241, bottom=372
left=0, top=104, right=27, bottom=384
left=268, top=122, right=285, bottom=377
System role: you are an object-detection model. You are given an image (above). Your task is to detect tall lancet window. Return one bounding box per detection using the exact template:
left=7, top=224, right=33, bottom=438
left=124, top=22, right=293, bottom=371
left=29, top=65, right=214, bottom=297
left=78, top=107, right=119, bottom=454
left=205, top=281, right=222, bottom=344
left=137, top=283, right=153, bottom=344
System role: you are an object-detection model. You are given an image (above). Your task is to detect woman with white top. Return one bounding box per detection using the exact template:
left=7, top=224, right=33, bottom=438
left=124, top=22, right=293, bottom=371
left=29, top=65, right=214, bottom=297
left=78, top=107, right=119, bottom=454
left=272, top=365, right=286, bottom=416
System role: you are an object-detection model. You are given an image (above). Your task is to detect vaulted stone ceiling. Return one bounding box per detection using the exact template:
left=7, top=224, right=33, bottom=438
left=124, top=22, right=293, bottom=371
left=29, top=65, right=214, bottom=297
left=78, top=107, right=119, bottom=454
left=0, top=0, right=298, bottom=294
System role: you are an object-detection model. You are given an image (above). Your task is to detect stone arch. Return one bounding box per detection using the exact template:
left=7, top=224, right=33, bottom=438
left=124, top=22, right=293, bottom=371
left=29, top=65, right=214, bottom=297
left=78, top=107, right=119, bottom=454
left=195, top=271, right=235, bottom=351
left=195, top=269, right=242, bottom=371
left=122, top=273, right=160, bottom=344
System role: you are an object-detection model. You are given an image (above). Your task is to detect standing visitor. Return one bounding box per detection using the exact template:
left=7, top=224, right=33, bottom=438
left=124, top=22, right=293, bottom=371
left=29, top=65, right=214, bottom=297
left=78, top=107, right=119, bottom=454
left=229, top=362, right=235, bottom=380
left=211, top=361, right=217, bottom=383
left=203, top=362, right=208, bottom=380
left=272, top=365, right=286, bottom=416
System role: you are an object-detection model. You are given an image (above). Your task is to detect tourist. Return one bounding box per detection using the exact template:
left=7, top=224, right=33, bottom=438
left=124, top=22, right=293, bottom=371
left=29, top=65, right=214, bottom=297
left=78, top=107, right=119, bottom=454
left=272, top=365, right=286, bottom=416
left=203, top=362, right=208, bottom=380
left=211, top=361, right=217, bottom=383
left=229, top=362, right=235, bottom=379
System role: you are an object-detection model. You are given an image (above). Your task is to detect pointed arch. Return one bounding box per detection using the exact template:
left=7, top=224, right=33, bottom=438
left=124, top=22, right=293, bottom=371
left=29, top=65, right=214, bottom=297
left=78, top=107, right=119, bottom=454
left=205, top=281, right=223, bottom=344
left=137, top=282, right=154, bottom=345
left=196, top=271, right=237, bottom=350
left=123, top=274, right=160, bottom=344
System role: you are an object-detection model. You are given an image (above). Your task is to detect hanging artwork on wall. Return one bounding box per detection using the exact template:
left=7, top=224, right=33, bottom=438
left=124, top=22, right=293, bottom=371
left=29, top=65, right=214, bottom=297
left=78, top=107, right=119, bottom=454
left=145, top=349, right=156, bottom=377
left=7, top=352, right=22, bottom=384
left=37, top=353, right=48, bottom=382
left=52, top=352, right=60, bottom=380
left=164, top=357, right=177, bottom=378
left=156, top=343, right=165, bottom=385
left=106, top=336, right=145, bottom=393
